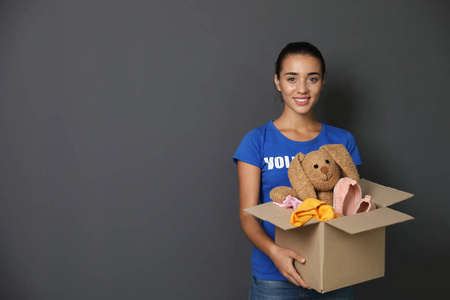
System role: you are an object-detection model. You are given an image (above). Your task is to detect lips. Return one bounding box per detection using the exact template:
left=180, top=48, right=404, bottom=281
left=294, top=97, right=310, bottom=106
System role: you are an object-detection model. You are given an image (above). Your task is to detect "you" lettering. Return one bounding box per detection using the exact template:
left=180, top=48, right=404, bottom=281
left=264, top=156, right=295, bottom=170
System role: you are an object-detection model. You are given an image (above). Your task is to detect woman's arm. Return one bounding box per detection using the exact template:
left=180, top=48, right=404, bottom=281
left=237, top=160, right=310, bottom=288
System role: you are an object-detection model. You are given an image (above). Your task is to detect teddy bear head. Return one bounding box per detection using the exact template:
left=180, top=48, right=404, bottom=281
left=299, top=149, right=342, bottom=192
left=288, top=144, right=360, bottom=200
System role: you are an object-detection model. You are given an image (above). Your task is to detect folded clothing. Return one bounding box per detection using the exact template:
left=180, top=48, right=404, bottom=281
left=273, top=195, right=303, bottom=210
left=290, top=198, right=339, bottom=227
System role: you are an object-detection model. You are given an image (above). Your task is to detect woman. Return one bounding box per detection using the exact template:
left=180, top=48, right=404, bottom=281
left=233, top=42, right=362, bottom=299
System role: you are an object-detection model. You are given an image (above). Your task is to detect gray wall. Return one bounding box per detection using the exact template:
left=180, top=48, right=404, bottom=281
left=0, top=1, right=448, bottom=299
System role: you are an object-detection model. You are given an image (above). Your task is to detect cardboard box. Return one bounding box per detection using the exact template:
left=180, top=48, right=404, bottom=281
left=244, top=179, right=414, bottom=293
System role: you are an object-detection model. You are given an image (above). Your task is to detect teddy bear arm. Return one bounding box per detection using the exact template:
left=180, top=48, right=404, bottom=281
left=291, top=186, right=316, bottom=201
left=270, top=187, right=298, bottom=203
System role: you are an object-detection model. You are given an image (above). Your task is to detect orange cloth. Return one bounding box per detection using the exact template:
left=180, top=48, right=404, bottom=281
left=290, top=198, right=339, bottom=227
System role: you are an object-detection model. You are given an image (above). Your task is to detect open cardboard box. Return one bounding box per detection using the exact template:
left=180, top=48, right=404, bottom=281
left=244, top=179, right=414, bottom=293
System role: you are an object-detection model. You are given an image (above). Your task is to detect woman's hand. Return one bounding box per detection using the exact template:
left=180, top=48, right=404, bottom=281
left=237, top=161, right=310, bottom=289
left=268, top=245, right=310, bottom=289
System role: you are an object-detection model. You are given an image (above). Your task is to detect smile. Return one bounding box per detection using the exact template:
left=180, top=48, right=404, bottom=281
left=294, top=97, right=310, bottom=106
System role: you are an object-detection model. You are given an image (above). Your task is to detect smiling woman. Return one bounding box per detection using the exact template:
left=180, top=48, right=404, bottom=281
left=274, top=54, right=325, bottom=122
left=233, top=42, right=361, bottom=300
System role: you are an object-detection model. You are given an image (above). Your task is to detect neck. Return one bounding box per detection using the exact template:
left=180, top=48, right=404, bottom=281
left=275, top=109, right=319, bottom=131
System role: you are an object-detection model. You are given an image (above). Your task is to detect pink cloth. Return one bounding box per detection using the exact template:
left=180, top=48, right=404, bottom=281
left=333, top=177, right=375, bottom=216
left=273, top=195, right=303, bottom=210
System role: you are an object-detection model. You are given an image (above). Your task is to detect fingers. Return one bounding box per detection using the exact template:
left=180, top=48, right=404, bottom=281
left=270, top=246, right=311, bottom=289
left=286, top=250, right=310, bottom=289
left=282, top=263, right=309, bottom=288
left=284, top=272, right=302, bottom=287
left=290, top=271, right=310, bottom=289
left=294, top=252, right=306, bottom=264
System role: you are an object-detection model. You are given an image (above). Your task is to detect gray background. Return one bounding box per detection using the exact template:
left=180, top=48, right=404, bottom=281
left=0, top=0, right=448, bottom=299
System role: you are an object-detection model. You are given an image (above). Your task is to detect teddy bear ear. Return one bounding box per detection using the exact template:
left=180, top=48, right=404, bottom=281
left=288, top=152, right=317, bottom=200
left=320, top=144, right=360, bottom=181
left=296, top=152, right=305, bottom=162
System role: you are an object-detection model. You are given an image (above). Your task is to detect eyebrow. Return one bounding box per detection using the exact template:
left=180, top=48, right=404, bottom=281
left=284, top=72, right=321, bottom=76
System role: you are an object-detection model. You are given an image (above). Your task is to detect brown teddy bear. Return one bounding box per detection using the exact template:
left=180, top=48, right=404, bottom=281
left=270, top=144, right=360, bottom=206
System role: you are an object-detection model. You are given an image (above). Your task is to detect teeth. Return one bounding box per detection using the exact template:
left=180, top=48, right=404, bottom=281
left=296, top=98, right=309, bottom=102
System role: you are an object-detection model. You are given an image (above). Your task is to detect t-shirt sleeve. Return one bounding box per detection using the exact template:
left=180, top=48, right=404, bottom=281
left=233, top=130, right=262, bottom=168
left=346, top=132, right=363, bottom=166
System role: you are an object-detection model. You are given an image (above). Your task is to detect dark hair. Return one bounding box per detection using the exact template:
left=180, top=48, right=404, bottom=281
left=275, top=42, right=326, bottom=79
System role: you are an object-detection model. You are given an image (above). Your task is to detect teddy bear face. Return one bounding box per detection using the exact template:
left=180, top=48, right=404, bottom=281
left=301, top=150, right=342, bottom=192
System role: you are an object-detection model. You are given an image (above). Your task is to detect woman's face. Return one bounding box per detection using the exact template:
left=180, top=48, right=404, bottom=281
left=274, top=54, right=325, bottom=117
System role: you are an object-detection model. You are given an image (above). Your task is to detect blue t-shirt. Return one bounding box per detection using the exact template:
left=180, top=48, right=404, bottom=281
left=233, top=120, right=362, bottom=281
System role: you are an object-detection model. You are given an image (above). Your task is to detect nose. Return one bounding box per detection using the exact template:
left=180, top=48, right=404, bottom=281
left=298, top=82, right=308, bottom=94
left=320, top=166, right=328, bottom=175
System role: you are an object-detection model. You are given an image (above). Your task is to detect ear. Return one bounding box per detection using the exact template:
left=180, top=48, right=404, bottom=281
left=320, top=144, right=360, bottom=181
left=274, top=74, right=281, bottom=92
left=288, top=152, right=317, bottom=200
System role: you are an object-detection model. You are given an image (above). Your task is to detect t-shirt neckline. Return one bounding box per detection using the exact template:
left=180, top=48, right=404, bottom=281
left=269, top=120, right=324, bottom=146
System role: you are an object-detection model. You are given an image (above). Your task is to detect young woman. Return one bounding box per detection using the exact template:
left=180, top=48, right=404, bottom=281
left=233, top=42, right=362, bottom=299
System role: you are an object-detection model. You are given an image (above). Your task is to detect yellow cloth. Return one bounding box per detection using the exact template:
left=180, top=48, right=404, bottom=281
left=290, top=198, right=339, bottom=227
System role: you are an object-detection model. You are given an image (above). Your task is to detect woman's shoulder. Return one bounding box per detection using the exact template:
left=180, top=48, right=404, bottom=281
left=321, top=123, right=357, bottom=143
left=320, top=123, right=361, bottom=164
left=233, top=121, right=274, bottom=166
left=242, top=121, right=274, bottom=139
left=322, top=123, right=353, bottom=136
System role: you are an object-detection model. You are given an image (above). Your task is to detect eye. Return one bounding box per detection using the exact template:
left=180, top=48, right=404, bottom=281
left=308, top=77, right=318, bottom=83
left=314, top=164, right=319, bottom=169
left=325, top=160, right=330, bottom=164
left=287, top=77, right=296, bottom=82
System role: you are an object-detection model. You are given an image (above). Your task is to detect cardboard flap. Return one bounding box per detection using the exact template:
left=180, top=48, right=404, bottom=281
left=359, top=179, right=414, bottom=207
left=244, top=202, right=319, bottom=230
left=326, top=207, right=414, bottom=234
left=244, top=203, right=296, bottom=230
